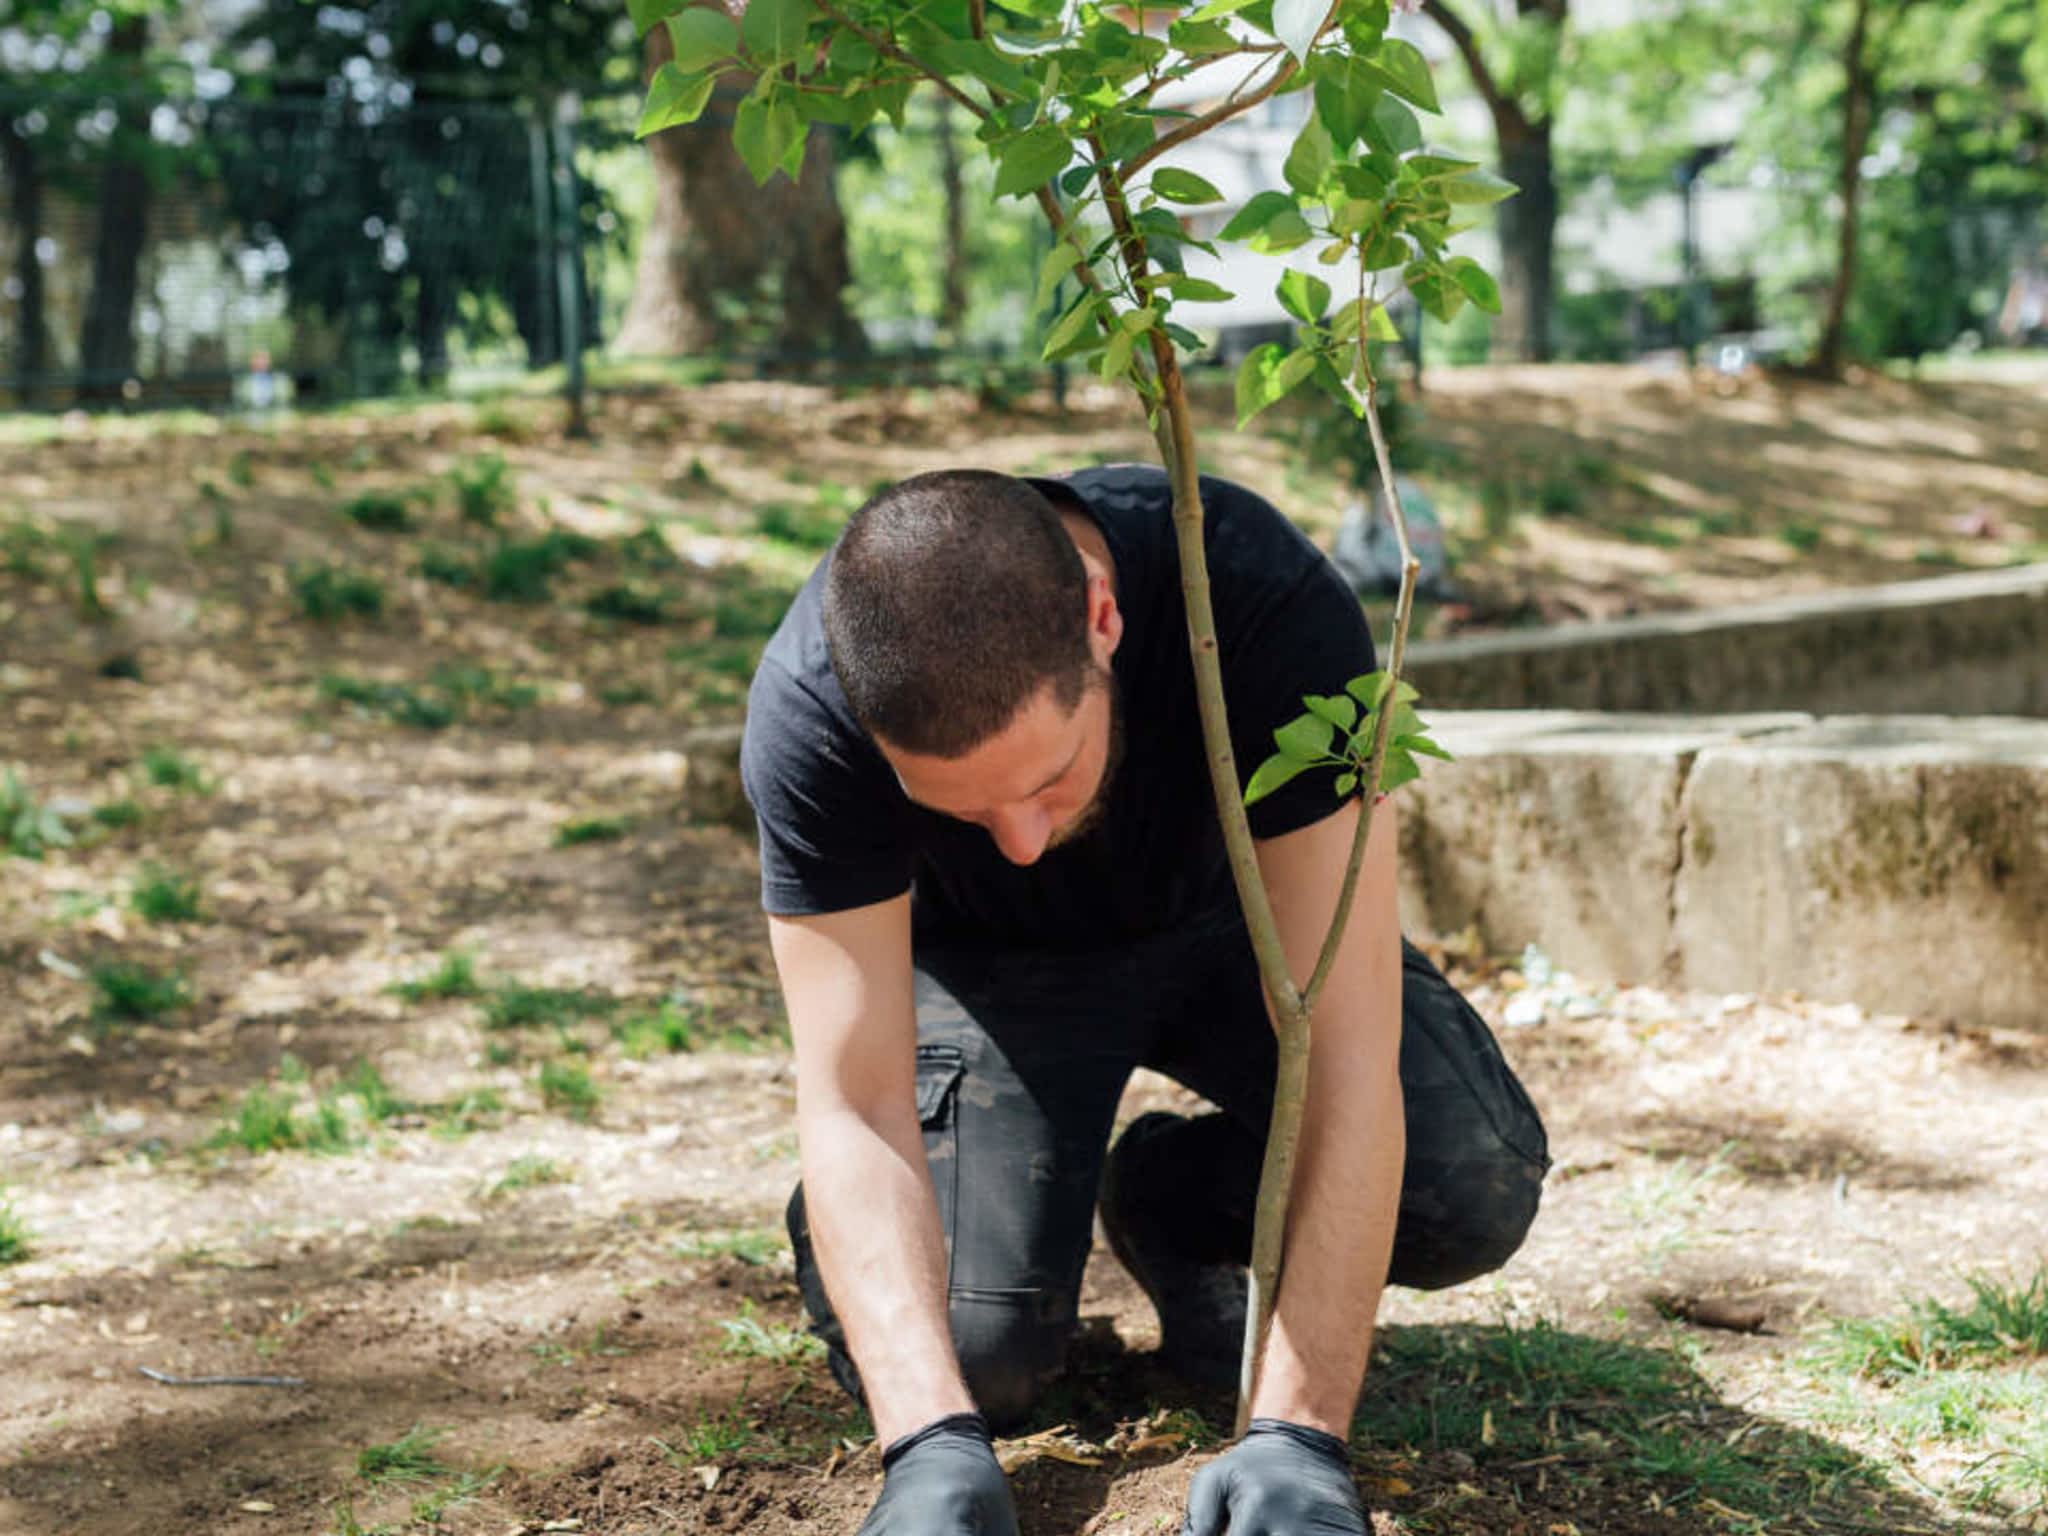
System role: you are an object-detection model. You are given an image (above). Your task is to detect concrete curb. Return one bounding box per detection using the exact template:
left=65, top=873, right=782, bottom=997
left=1404, top=563, right=2048, bottom=717
left=1399, top=712, right=2048, bottom=1031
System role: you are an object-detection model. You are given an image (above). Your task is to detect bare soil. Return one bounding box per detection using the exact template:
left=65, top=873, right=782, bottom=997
left=2, top=370, right=2045, bottom=1536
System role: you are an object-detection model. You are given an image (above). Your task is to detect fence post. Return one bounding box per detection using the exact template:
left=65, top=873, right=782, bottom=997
left=528, top=110, right=558, bottom=370
left=550, top=91, right=588, bottom=438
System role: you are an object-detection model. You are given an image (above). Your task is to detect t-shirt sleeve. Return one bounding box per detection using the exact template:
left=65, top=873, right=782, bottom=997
left=1208, top=479, right=1380, bottom=841
left=740, top=656, right=913, bottom=916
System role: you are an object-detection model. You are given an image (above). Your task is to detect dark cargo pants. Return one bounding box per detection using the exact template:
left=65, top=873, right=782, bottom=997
left=786, top=917, right=1550, bottom=1429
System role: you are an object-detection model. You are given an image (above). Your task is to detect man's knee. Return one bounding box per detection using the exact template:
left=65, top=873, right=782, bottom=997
left=951, top=1290, right=1069, bottom=1432
left=1390, top=1144, right=1546, bottom=1291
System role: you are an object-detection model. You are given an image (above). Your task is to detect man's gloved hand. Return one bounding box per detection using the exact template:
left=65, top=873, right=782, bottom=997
left=1181, top=1418, right=1365, bottom=1536
left=858, top=1412, right=1020, bottom=1536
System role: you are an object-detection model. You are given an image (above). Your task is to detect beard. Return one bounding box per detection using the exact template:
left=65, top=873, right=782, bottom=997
left=1046, top=666, right=1124, bottom=850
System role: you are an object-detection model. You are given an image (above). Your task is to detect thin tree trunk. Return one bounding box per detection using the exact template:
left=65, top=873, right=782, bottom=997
left=936, top=97, right=969, bottom=344
left=1814, top=0, right=1876, bottom=377
left=78, top=16, right=151, bottom=403
left=2, top=128, right=46, bottom=406
left=615, top=16, right=866, bottom=361
left=1494, top=119, right=1556, bottom=363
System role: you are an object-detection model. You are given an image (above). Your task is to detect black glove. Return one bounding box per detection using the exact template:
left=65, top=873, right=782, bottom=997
left=1181, top=1418, right=1365, bottom=1536
left=857, top=1412, right=1020, bottom=1536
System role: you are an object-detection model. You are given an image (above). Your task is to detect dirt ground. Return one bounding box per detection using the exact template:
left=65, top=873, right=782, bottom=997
left=2, top=368, right=2046, bottom=1536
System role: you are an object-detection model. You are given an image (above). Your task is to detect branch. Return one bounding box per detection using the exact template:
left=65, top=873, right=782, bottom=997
left=812, top=0, right=990, bottom=120
left=1420, top=0, right=1531, bottom=137
left=1122, top=48, right=1298, bottom=181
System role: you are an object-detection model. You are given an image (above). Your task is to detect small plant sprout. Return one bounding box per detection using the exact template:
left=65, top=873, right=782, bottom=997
left=389, top=950, right=485, bottom=1004
left=356, top=1424, right=453, bottom=1487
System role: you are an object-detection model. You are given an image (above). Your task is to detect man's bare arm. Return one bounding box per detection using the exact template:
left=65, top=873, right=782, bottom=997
left=1246, top=797, right=1406, bottom=1435
left=768, top=896, right=977, bottom=1446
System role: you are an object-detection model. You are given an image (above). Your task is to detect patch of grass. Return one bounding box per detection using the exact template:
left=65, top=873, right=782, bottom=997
left=711, top=582, right=796, bottom=640
left=356, top=1424, right=452, bottom=1487
left=489, top=1154, right=571, bottom=1197
left=1779, top=519, right=1825, bottom=553
left=3, top=765, right=74, bottom=859
left=341, top=1058, right=403, bottom=1122
left=718, top=1299, right=824, bottom=1365
left=215, top=1083, right=305, bottom=1154
left=390, top=950, right=485, bottom=1003
left=1535, top=476, right=1584, bottom=515
left=91, top=797, right=143, bottom=829
left=674, top=1228, right=783, bottom=1267
left=130, top=864, right=205, bottom=923
left=226, top=448, right=255, bottom=488
left=1618, top=519, right=1686, bottom=549
left=139, top=746, right=209, bottom=794
left=1811, top=1270, right=2048, bottom=1381
left=430, top=1087, right=504, bottom=1140
left=473, top=401, right=526, bottom=442
left=429, top=664, right=541, bottom=713
left=293, top=562, right=386, bottom=621
left=90, top=961, right=189, bottom=1022
left=597, top=681, right=657, bottom=708
left=613, top=1001, right=700, bottom=1058
left=754, top=499, right=844, bottom=550
left=448, top=452, right=514, bottom=527
left=618, top=523, right=679, bottom=570
left=56, top=525, right=110, bottom=619
left=320, top=668, right=536, bottom=731
left=480, top=530, right=598, bottom=604
left=1477, top=478, right=1517, bottom=543
left=556, top=815, right=631, bottom=847
left=0, top=1194, right=31, bottom=1264
left=537, top=1059, right=600, bottom=1121
left=416, top=545, right=476, bottom=588
left=481, top=983, right=616, bottom=1031
left=308, top=459, right=336, bottom=492
left=408, top=1468, right=500, bottom=1525
left=585, top=582, right=670, bottom=625
left=656, top=1407, right=758, bottom=1464
left=341, top=491, right=415, bottom=532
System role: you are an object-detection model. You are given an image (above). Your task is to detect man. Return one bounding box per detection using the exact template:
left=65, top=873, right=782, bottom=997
left=740, top=465, right=1549, bottom=1536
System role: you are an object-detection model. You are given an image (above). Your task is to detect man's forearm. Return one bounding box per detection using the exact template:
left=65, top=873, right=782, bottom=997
left=799, top=1103, right=976, bottom=1445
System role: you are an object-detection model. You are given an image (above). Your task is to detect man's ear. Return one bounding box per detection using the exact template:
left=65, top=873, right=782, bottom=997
left=1086, top=573, right=1123, bottom=665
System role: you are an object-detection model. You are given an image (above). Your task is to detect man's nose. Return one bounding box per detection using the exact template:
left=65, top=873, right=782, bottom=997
left=989, top=806, right=1051, bottom=866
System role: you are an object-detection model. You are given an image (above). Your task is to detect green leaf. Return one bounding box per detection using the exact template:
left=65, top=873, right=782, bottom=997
left=1345, top=670, right=1391, bottom=709
left=1368, top=302, right=1401, bottom=341
left=1162, top=322, right=1208, bottom=352
left=1235, top=343, right=1287, bottom=426
left=1041, top=292, right=1099, bottom=361
left=1151, top=167, right=1226, bottom=205
left=1360, top=229, right=1407, bottom=271
left=1444, top=167, right=1518, bottom=206
left=1060, top=163, right=1097, bottom=197
left=1283, top=114, right=1334, bottom=196
left=1276, top=268, right=1331, bottom=324
left=1244, top=752, right=1309, bottom=807
left=636, top=64, right=717, bottom=139
left=1252, top=210, right=1315, bottom=254
left=1099, top=328, right=1135, bottom=381
left=1406, top=262, right=1465, bottom=323
left=1379, top=745, right=1421, bottom=792
left=1274, top=712, right=1336, bottom=763
left=628, top=0, right=683, bottom=37
left=1118, top=305, right=1158, bottom=334
left=1190, top=0, right=1261, bottom=18
left=1367, top=94, right=1420, bottom=156
left=1334, top=772, right=1358, bottom=797
left=740, top=0, right=814, bottom=62
left=1304, top=693, right=1358, bottom=730
left=1168, top=17, right=1240, bottom=56
left=1313, top=54, right=1381, bottom=148
left=1399, top=733, right=1455, bottom=761
left=1275, top=345, right=1317, bottom=394
left=733, top=92, right=804, bottom=184
left=995, top=125, right=1073, bottom=198
left=1273, top=0, right=1328, bottom=63
left=1448, top=256, right=1501, bottom=314
left=935, top=39, right=1036, bottom=98
left=1220, top=190, right=1296, bottom=241
left=1035, top=240, right=1083, bottom=312
left=666, top=8, right=738, bottom=72
left=1159, top=274, right=1234, bottom=302
left=1368, top=37, right=1440, bottom=113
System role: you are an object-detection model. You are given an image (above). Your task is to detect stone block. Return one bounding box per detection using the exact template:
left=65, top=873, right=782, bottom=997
left=1675, top=716, right=2048, bottom=1030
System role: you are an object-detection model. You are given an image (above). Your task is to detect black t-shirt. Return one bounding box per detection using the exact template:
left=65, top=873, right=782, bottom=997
left=740, top=464, right=1377, bottom=948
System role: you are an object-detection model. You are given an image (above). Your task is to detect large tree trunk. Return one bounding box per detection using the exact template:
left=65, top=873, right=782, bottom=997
left=78, top=16, right=151, bottom=403
left=614, top=21, right=866, bottom=361
left=936, top=97, right=969, bottom=345
left=2, top=128, right=46, bottom=406
left=1494, top=118, right=1557, bottom=363
left=1813, top=0, right=1875, bottom=377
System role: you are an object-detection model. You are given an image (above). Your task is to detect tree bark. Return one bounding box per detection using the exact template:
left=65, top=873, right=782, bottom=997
left=2, top=126, right=46, bottom=406
left=614, top=18, right=867, bottom=362
left=936, top=97, right=969, bottom=344
left=1813, top=0, right=1876, bottom=378
left=78, top=15, right=152, bottom=402
left=1421, top=0, right=1563, bottom=362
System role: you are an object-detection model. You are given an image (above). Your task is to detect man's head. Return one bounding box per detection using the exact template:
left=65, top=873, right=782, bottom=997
left=824, top=469, right=1123, bottom=865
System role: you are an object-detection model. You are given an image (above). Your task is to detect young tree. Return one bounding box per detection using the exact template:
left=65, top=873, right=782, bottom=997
left=632, top=0, right=1495, bottom=1428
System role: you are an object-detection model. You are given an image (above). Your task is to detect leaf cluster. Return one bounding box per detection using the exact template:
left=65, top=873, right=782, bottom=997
left=1243, top=670, right=1451, bottom=807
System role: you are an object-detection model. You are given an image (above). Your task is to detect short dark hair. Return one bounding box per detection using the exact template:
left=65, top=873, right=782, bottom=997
left=823, top=469, right=1090, bottom=757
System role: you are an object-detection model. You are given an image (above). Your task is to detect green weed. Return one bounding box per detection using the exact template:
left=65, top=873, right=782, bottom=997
left=215, top=1083, right=305, bottom=1154
left=655, top=1407, right=758, bottom=1464
left=428, top=1087, right=504, bottom=1140
left=585, top=583, right=670, bottom=625
left=293, top=562, right=386, bottom=621
left=597, top=682, right=657, bottom=708
left=309, top=459, right=336, bottom=492
left=130, top=865, right=205, bottom=923
left=1619, top=519, right=1685, bottom=549
left=90, top=962, right=189, bottom=1022
left=408, top=1468, right=500, bottom=1525
left=556, top=816, right=631, bottom=847
left=489, top=1154, right=570, bottom=1196
left=430, top=664, right=539, bottom=712
left=390, top=950, right=484, bottom=1003
left=449, top=452, right=514, bottom=527
left=140, top=746, right=209, bottom=794
left=416, top=546, right=476, bottom=588
left=538, top=1059, right=600, bottom=1121
left=480, top=530, right=597, bottom=604
left=1779, top=520, right=1824, bottom=553
left=674, top=1229, right=782, bottom=1267
left=1536, top=476, right=1583, bottom=515
left=718, top=1299, right=823, bottom=1365
left=227, top=449, right=255, bottom=488
left=0, top=1194, right=31, bottom=1264
left=481, top=983, right=617, bottom=1031
left=3, top=766, right=74, bottom=859
left=1811, top=1270, right=2048, bottom=1381
left=619, top=523, right=679, bottom=570
left=56, top=525, right=109, bottom=619
left=613, top=1001, right=699, bottom=1058
left=755, top=500, right=844, bottom=549
left=340, top=1058, right=403, bottom=1123
left=356, top=1424, right=452, bottom=1487
left=341, top=491, right=416, bottom=532
left=1477, top=478, right=1516, bottom=543
left=91, top=798, right=143, bottom=829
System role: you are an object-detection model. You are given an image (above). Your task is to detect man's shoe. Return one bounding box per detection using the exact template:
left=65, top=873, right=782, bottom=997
left=1098, top=1111, right=1249, bottom=1391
